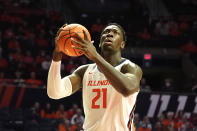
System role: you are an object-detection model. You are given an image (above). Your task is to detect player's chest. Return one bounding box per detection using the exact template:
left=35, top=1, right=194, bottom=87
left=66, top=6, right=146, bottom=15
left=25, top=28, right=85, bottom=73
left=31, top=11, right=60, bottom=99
left=85, top=71, right=114, bottom=105
left=85, top=70, right=112, bottom=89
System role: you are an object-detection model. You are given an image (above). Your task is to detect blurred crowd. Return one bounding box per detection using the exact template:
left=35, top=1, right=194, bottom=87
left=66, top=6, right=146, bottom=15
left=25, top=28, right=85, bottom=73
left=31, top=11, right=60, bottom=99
left=0, top=0, right=90, bottom=88
left=134, top=110, right=197, bottom=131
left=0, top=102, right=84, bottom=131
left=1, top=102, right=197, bottom=131
left=29, top=102, right=84, bottom=131
left=0, top=0, right=197, bottom=93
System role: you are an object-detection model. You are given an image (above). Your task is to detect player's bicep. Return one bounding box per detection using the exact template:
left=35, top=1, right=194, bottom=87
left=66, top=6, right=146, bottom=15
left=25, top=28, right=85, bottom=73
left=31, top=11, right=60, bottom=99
left=122, top=64, right=142, bottom=81
left=67, top=73, right=81, bottom=94
left=121, top=64, right=143, bottom=91
left=124, top=73, right=140, bottom=91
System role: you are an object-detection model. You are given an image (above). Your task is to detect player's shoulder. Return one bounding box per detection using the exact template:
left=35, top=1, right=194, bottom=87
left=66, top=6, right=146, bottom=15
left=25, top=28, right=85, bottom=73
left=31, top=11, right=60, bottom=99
left=73, top=63, right=95, bottom=75
left=123, top=58, right=140, bottom=69
left=73, top=63, right=95, bottom=80
left=74, top=64, right=90, bottom=72
left=122, top=58, right=143, bottom=76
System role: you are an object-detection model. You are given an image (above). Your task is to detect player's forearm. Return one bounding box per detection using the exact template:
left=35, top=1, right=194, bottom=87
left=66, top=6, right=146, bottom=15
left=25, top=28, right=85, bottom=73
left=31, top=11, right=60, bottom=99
left=47, top=61, right=72, bottom=99
left=47, top=61, right=62, bottom=99
left=93, top=55, right=138, bottom=96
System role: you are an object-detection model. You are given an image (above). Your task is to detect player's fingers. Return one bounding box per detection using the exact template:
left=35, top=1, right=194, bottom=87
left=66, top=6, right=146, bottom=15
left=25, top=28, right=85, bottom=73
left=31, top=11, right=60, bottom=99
left=62, top=23, right=68, bottom=28
left=75, top=32, right=86, bottom=43
left=71, top=38, right=86, bottom=47
left=56, top=28, right=64, bottom=36
left=83, top=30, right=89, bottom=41
left=73, top=45, right=90, bottom=59
left=56, top=24, right=67, bottom=36
left=73, top=46, right=86, bottom=52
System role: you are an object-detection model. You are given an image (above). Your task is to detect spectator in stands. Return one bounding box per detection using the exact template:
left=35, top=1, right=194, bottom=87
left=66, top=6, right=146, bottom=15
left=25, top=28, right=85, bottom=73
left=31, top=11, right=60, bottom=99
left=180, top=39, right=197, bottom=54
left=175, top=112, right=194, bottom=131
left=154, top=19, right=169, bottom=36
left=90, top=17, right=105, bottom=34
left=0, top=72, right=10, bottom=85
left=161, top=78, right=174, bottom=92
left=67, top=103, right=79, bottom=120
left=169, top=25, right=180, bottom=37
left=26, top=71, right=43, bottom=88
left=58, top=118, right=71, bottom=131
left=189, top=113, right=197, bottom=129
left=0, top=53, right=8, bottom=70
left=174, top=110, right=185, bottom=130
left=41, top=54, right=51, bottom=71
left=168, top=18, right=180, bottom=37
left=138, top=116, right=152, bottom=131
left=28, top=62, right=40, bottom=75
left=35, top=31, right=49, bottom=49
left=31, top=101, right=41, bottom=121
left=3, top=28, right=14, bottom=40
left=138, top=28, right=151, bottom=46
left=162, top=111, right=174, bottom=131
left=74, top=121, right=84, bottom=131
left=58, top=118, right=78, bottom=131
left=21, top=29, right=36, bottom=51
left=41, top=54, right=52, bottom=79
left=191, top=20, right=197, bottom=34
left=134, top=113, right=140, bottom=131
left=65, top=60, right=77, bottom=74
left=140, top=77, right=151, bottom=92
left=154, top=121, right=163, bottom=131
left=7, top=52, right=20, bottom=75
left=40, top=102, right=54, bottom=119
left=16, top=61, right=27, bottom=75
left=9, top=49, right=23, bottom=63
left=23, top=50, right=34, bottom=65
left=36, top=50, right=46, bottom=65
left=55, top=104, right=68, bottom=119
left=179, top=20, right=189, bottom=32
left=70, top=108, right=84, bottom=126
left=7, top=38, right=21, bottom=51
left=174, top=110, right=184, bottom=122
left=90, top=17, right=106, bottom=46
left=139, top=28, right=151, bottom=41
left=14, top=70, right=25, bottom=86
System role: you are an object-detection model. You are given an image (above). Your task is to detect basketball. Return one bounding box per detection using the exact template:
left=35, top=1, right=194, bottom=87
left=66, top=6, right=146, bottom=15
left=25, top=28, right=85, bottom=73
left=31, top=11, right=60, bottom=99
left=57, top=23, right=91, bottom=57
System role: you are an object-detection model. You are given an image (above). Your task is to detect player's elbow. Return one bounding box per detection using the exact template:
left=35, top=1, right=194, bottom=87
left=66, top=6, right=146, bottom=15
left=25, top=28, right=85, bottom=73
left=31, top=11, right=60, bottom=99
left=122, top=84, right=139, bottom=97
left=47, top=94, right=62, bottom=100
left=47, top=90, right=61, bottom=100
left=47, top=94, right=58, bottom=100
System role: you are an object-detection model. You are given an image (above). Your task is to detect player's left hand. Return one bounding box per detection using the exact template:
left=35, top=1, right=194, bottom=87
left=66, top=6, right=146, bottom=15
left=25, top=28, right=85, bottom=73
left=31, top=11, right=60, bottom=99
left=71, top=30, right=98, bottom=61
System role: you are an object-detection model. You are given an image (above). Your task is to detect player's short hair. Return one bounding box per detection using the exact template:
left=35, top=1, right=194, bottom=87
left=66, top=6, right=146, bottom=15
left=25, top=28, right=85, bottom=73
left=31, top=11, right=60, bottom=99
left=103, top=23, right=127, bottom=42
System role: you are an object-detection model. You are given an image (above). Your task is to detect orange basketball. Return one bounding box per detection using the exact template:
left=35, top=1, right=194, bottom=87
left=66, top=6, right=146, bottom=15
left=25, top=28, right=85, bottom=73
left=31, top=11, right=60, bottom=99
left=57, top=23, right=91, bottom=57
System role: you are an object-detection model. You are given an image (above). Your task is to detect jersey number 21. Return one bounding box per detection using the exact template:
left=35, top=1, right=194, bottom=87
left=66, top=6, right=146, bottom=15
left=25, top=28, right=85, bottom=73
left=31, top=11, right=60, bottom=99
left=92, top=88, right=107, bottom=109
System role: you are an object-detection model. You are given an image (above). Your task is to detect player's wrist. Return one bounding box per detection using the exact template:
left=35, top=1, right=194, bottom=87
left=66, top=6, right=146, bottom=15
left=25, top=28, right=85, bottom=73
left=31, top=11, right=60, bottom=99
left=52, top=49, right=62, bottom=62
left=92, top=52, right=101, bottom=62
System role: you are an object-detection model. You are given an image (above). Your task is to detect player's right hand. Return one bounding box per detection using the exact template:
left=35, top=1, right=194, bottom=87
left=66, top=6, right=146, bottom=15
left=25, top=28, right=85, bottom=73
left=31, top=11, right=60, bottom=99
left=54, top=24, right=68, bottom=53
left=52, top=24, right=67, bottom=61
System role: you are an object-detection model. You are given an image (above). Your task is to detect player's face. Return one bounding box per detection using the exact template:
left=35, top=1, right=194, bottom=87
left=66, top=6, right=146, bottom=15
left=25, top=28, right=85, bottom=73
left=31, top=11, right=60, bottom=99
left=100, top=25, right=125, bottom=52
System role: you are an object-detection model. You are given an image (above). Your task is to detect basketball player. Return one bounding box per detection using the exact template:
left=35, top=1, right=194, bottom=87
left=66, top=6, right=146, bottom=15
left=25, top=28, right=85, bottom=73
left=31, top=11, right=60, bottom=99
left=47, top=23, right=142, bottom=131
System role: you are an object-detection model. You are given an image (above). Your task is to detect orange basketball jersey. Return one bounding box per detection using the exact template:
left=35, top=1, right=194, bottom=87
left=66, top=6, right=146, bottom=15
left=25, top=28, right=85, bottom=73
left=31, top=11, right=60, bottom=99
left=82, top=59, right=139, bottom=131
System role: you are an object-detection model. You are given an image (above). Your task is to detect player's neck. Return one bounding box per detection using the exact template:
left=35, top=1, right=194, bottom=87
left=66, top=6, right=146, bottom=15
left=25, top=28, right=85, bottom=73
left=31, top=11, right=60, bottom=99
left=102, top=51, right=122, bottom=66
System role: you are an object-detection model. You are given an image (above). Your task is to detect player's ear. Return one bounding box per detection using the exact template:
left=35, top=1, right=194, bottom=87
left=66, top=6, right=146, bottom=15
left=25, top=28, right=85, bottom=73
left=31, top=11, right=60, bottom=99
left=121, top=41, right=125, bottom=49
